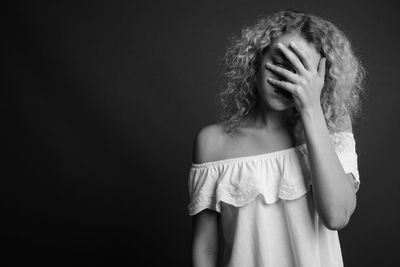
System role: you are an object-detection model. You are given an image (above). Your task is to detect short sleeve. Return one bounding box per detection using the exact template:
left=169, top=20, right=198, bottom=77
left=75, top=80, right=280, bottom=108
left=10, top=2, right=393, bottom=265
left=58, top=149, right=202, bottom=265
left=187, top=165, right=220, bottom=216
left=331, top=131, right=361, bottom=193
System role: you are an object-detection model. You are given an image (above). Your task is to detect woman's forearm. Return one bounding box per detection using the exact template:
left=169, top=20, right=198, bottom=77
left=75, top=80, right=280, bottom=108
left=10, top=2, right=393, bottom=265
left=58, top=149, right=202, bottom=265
left=301, top=107, right=356, bottom=230
left=191, top=242, right=218, bottom=267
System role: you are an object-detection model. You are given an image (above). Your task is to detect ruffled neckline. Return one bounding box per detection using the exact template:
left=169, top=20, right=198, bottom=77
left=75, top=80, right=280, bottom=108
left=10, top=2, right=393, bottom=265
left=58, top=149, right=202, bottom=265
left=187, top=131, right=360, bottom=216
left=191, top=143, right=307, bottom=168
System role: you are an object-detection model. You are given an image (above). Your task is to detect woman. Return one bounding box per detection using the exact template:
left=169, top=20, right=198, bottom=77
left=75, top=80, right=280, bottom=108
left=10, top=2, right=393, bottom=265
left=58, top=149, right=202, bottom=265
left=188, top=9, right=365, bottom=267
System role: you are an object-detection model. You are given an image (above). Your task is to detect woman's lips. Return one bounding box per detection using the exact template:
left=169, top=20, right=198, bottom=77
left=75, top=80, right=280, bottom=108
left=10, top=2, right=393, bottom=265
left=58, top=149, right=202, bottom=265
left=274, top=88, right=293, bottom=99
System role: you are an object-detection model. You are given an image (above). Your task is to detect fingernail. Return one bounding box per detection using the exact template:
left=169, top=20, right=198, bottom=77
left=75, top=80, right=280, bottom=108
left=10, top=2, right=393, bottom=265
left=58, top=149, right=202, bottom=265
left=266, top=62, right=271, bottom=67
left=290, top=42, right=296, bottom=47
left=278, top=42, right=283, bottom=48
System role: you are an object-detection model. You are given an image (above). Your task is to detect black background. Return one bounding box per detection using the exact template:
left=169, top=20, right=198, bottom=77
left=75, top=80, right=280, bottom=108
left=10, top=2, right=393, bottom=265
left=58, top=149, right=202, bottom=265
left=4, top=0, right=399, bottom=266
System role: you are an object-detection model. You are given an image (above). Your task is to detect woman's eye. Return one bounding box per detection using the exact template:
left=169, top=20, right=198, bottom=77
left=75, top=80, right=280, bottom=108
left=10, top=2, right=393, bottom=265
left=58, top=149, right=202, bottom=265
left=273, top=61, right=287, bottom=67
left=274, top=61, right=294, bottom=72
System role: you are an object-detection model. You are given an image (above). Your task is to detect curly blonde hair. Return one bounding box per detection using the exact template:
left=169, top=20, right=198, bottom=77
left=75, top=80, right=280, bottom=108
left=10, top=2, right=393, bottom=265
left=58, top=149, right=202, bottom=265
left=217, top=9, right=365, bottom=144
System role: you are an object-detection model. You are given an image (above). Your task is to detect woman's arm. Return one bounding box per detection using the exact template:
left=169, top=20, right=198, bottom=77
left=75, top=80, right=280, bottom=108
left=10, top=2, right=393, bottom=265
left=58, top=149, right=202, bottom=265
left=301, top=109, right=356, bottom=230
left=266, top=41, right=357, bottom=230
left=190, top=125, right=222, bottom=266
left=191, top=210, right=219, bottom=267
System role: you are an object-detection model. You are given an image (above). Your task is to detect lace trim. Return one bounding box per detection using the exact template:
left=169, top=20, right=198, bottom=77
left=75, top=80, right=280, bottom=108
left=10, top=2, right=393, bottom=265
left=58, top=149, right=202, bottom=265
left=188, top=177, right=312, bottom=216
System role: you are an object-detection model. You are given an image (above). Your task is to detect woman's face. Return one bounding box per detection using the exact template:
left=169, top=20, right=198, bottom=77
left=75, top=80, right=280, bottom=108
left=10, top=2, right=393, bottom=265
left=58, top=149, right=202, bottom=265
left=256, top=31, right=322, bottom=111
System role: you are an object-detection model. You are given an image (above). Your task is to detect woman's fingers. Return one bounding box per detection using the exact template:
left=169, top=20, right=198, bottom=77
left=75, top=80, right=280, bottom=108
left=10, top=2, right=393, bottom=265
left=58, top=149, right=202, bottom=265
left=265, top=62, right=298, bottom=83
left=277, top=42, right=305, bottom=74
left=288, top=42, right=313, bottom=71
left=267, top=77, right=298, bottom=95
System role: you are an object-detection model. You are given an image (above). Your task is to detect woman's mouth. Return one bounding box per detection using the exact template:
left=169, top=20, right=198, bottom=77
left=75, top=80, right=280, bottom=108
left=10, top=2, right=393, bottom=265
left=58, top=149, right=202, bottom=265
left=274, top=88, right=293, bottom=99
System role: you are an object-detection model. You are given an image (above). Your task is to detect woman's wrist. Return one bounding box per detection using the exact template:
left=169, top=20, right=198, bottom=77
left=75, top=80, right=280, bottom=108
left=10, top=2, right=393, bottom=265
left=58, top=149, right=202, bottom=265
left=300, top=105, right=326, bottom=130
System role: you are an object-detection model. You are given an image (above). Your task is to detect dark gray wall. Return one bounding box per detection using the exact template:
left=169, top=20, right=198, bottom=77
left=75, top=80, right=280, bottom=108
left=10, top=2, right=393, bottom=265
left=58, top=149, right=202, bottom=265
left=4, top=0, right=399, bottom=266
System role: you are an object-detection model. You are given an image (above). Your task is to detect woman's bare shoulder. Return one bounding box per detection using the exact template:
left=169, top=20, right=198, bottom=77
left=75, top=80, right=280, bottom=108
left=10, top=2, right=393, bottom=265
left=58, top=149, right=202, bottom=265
left=192, top=123, right=230, bottom=164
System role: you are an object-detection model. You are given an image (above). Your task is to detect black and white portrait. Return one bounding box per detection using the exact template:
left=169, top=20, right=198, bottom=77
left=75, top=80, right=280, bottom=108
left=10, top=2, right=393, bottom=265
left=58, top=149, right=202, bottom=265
left=4, top=1, right=399, bottom=266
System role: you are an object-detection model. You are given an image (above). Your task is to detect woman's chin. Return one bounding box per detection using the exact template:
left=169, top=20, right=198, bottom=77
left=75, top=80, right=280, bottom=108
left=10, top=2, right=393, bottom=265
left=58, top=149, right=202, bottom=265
left=258, top=86, right=295, bottom=111
left=266, top=97, right=294, bottom=111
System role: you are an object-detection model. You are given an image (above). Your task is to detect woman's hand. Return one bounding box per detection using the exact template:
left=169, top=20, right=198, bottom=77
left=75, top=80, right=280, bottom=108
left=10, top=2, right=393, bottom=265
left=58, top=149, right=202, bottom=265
left=266, top=41, right=326, bottom=115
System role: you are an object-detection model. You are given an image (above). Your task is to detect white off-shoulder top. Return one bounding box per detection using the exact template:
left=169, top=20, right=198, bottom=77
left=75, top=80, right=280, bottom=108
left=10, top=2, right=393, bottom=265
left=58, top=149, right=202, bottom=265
left=187, top=131, right=360, bottom=267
